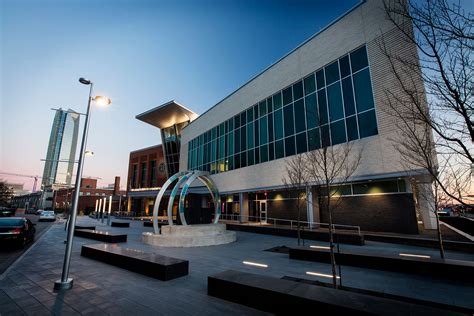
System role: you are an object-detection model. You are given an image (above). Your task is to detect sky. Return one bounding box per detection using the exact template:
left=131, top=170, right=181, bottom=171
left=0, top=0, right=360, bottom=190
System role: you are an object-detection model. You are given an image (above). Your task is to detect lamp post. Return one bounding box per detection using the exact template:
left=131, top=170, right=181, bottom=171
left=54, top=78, right=111, bottom=291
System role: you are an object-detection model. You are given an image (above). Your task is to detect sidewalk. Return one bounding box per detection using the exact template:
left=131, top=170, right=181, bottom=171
left=1, top=216, right=473, bottom=315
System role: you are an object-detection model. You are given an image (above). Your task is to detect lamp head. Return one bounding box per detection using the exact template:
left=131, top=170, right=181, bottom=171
left=79, top=77, right=91, bottom=85
left=93, top=96, right=112, bottom=106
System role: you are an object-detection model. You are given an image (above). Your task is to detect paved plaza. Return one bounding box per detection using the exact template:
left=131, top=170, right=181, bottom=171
left=1, top=217, right=473, bottom=315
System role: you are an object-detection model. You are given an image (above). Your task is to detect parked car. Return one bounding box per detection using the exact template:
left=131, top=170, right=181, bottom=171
left=39, top=211, right=56, bottom=222
left=35, top=209, right=44, bottom=215
left=0, top=217, right=36, bottom=248
left=0, top=207, right=15, bottom=217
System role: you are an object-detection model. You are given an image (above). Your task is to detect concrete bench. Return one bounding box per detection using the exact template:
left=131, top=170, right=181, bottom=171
left=143, top=221, right=169, bottom=228
left=74, top=225, right=95, bottom=230
left=81, top=244, right=188, bottom=281
left=111, top=221, right=130, bottom=228
left=74, top=229, right=127, bottom=243
left=288, top=246, right=474, bottom=282
left=208, top=270, right=466, bottom=315
left=225, top=223, right=364, bottom=245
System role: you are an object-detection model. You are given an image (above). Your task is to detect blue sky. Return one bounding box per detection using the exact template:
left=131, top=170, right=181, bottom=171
left=1, top=0, right=359, bottom=189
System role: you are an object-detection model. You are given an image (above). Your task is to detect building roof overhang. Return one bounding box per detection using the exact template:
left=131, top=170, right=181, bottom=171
left=135, top=100, right=198, bottom=129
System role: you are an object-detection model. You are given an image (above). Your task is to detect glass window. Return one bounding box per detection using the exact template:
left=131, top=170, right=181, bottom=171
left=296, top=132, right=307, bottom=154
left=321, top=125, right=330, bottom=147
left=248, top=149, right=254, bottom=166
left=247, top=122, right=254, bottom=149
left=339, top=55, right=351, bottom=78
left=304, top=74, right=316, bottom=95
left=240, top=125, right=247, bottom=151
left=327, top=82, right=344, bottom=122
left=219, top=123, right=225, bottom=136
left=260, top=145, right=268, bottom=163
left=253, top=104, right=259, bottom=119
left=234, top=114, right=240, bottom=129
left=318, top=89, right=328, bottom=125
left=353, top=68, right=375, bottom=113
left=268, top=113, right=274, bottom=142
left=275, top=139, right=284, bottom=159
left=269, top=142, right=275, bottom=161
left=228, top=118, right=234, bottom=131
left=325, top=61, right=340, bottom=85
left=358, top=109, right=378, bottom=138
left=267, top=97, right=273, bottom=113
left=350, top=45, right=368, bottom=73
left=305, top=93, right=318, bottom=129
left=308, top=128, right=320, bottom=150
left=316, top=69, right=325, bottom=88
left=274, top=109, right=284, bottom=140
left=342, top=77, right=356, bottom=116
left=330, top=120, right=346, bottom=145
left=254, top=119, right=259, bottom=147
left=346, top=116, right=358, bottom=141
left=240, top=152, right=247, bottom=168
left=219, top=136, right=225, bottom=159
left=228, top=156, right=234, bottom=170
left=255, top=145, right=260, bottom=164
left=259, top=116, right=268, bottom=145
left=247, top=108, right=253, bottom=122
left=241, top=112, right=247, bottom=126
left=228, top=131, right=234, bottom=156
left=259, top=100, right=267, bottom=117
left=284, top=136, right=296, bottom=156
left=283, top=104, right=295, bottom=137
left=283, top=86, right=292, bottom=105
left=292, top=80, right=304, bottom=100
left=273, top=92, right=282, bottom=110
left=294, top=99, right=306, bottom=133
left=234, top=128, right=240, bottom=153
left=234, top=154, right=240, bottom=169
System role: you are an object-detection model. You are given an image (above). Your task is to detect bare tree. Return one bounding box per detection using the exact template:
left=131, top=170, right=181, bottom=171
left=305, top=143, right=362, bottom=288
left=380, top=0, right=473, bottom=206
left=282, top=154, right=309, bottom=246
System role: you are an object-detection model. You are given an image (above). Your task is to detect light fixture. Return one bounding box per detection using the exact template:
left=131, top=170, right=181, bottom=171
left=85, top=151, right=94, bottom=156
left=399, top=253, right=431, bottom=259
left=79, top=77, right=91, bottom=85
left=310, top=245, right=331, bottom=250
left=93, top=96, right=112, bottom=106
left=306, top=272, right=340, bottom=279
left=243, top=261, right=268, bottom=268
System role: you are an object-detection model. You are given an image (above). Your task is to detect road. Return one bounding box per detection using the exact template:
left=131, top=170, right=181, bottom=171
left=0, top=214, right=57, bottom=274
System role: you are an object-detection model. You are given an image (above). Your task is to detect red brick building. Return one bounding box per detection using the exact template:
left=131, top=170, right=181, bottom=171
left=53, top=177, right=126, bottom=215
left=126, top=144, right=167, bottom=215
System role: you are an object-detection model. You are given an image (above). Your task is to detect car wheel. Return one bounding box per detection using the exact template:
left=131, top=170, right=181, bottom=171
left=17, top=238, right=26, bottom=249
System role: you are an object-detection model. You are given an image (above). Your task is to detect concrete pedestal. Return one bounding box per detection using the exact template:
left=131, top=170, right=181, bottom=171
left=142, top=224, right=236, bottom=247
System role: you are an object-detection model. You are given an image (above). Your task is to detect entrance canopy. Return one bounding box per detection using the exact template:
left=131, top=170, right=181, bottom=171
left=136, top=100, right=198, bottom=129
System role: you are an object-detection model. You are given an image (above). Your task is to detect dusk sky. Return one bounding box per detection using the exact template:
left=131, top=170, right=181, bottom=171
left=0, top=0, right=360, bottom=190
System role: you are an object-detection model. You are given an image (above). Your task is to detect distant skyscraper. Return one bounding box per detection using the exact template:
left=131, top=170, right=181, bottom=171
left=41, top=109, right=80, bottom=187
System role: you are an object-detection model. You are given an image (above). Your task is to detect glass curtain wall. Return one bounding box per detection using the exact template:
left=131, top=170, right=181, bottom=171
left=188, top=45, right=377, bottom=174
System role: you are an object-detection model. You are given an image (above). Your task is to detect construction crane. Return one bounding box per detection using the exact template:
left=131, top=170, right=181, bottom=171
left=0, top=172, right=102, bottom=192
left=0, top=172, right=42, bottom=192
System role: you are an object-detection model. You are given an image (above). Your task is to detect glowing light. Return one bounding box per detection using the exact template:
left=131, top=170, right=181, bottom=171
left=94, top=96, right=112, bottom=106
left=306, top=272, right=340, bottom=279
left=243, top=261, right=268, bottom=268
left=399, top=253, right=431, bottom=259
left=310, top=245, right=331, bottom=250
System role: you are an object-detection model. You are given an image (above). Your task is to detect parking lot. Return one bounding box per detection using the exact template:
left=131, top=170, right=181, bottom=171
left=0, top=214, right=58, bottom=274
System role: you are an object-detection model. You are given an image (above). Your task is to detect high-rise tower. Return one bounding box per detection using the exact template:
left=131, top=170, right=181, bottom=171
left=41, top=109, right=80, bottom=187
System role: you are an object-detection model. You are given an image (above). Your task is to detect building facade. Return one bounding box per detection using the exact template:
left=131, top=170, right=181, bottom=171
left=126, top=144, right=168, bottom=216
left=42, top=108, right=80, bottom=188
left=136, top=0, right=436, bottom=234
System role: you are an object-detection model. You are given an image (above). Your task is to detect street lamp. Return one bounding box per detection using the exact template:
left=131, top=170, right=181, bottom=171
left=54, top=78, right=111, bottom=291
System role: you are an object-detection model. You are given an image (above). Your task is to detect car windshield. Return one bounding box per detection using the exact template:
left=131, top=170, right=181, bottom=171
left=0, top=218, right=24, bottom=226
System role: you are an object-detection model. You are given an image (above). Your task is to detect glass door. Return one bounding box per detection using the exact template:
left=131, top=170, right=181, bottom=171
left=259, top=201, right=267, bottom=224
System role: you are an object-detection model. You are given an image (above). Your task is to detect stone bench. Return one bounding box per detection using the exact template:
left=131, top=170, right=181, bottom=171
left=81, top=244, right=188, bottom=281
left=288, top=246, right=474, bottom=282
left=111, top=221, right=130, bottom=228
left=208, top=270, right=466, bottom=315
left=74, top=225, right=95, bottom=230
left=143, top=221, right=173, bottom=227
left=74, top=229, right=127, bottom=243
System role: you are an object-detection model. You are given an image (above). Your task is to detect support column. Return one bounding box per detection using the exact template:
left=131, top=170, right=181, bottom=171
left=239, top=192, right=249, bottom=223
left=413, top=179, right=437, bottom=230
left=306, top=187, right=314, bottom=229
left=311, top=187, right=321, bottom=228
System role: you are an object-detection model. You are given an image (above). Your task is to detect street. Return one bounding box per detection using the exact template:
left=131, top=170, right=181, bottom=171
left=0, top=214, right=57, bottom=274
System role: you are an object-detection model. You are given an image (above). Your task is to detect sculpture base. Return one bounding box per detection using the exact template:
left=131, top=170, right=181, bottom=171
left=142, top=224, right=236, bottom=247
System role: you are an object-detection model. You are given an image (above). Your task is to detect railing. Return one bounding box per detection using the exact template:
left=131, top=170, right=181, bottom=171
left=218, top=213, right=361, bottom=236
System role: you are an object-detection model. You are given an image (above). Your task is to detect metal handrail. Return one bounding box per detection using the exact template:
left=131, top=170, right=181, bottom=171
left=220, top=214, right=361, bottom=236
left=218, top=213, right=361, bottom=236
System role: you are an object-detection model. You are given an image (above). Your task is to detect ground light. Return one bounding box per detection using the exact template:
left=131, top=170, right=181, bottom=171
left=310, top=245, right=331, bottom=250
left=243, top=261, right=268, bottom=268
left=399, top=253, right=431, bottom=259
left=306, top=272, right=341, bottom=279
